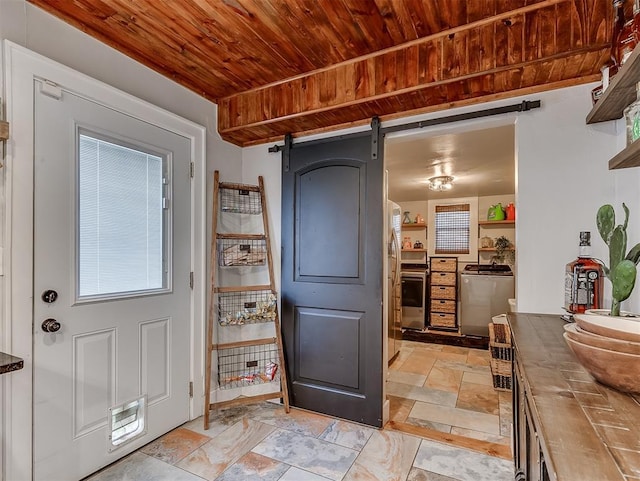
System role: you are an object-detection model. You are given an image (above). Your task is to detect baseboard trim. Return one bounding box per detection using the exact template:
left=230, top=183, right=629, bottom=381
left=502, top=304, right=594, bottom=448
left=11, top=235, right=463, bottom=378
left=402, top=330, right=489, bottom=349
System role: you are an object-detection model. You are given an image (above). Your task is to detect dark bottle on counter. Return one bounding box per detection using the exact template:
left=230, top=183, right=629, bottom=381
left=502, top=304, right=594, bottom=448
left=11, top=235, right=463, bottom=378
left=564, top=231, right=604, bottom=314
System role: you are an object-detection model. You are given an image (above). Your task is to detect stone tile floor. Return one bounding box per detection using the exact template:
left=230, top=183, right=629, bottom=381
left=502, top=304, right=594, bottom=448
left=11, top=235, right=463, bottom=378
left=86, top=341, right=514, bottom=481
left=388, top=341, right=512, bottom=447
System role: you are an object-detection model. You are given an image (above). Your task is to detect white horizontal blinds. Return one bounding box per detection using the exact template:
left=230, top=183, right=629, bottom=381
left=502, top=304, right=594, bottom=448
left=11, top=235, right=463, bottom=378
left=434, top=203, right=470, bottom=255
left=79, top=133, right=165, bottom=298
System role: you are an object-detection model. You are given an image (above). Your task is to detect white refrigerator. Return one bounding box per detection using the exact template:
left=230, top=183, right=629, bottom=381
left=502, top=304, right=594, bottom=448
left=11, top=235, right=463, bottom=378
left=387, top=200, right=402, bottom=362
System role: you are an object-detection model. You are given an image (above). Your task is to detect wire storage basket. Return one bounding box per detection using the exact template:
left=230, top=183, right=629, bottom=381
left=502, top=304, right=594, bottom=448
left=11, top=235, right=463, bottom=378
left=217, top=342, right=280, bottom=389
left=218, top=290, right=277, bottom=326
left=220, top=185, right=262, bottom=214
left=218, top=237, right=267, bottom=267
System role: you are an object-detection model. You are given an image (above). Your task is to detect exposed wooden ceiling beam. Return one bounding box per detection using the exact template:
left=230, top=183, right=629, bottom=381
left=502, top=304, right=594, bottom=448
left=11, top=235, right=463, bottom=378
left=219, top=0, right=609, bottom=145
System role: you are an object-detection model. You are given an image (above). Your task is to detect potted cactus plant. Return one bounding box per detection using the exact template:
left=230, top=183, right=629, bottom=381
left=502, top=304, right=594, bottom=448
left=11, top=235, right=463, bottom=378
left=567, top=204, right=640, bottom=394
left=596, top=203, right=640, bottom=316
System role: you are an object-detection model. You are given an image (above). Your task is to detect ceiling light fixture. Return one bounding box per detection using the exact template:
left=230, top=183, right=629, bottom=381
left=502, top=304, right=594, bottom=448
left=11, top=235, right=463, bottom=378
left=428, top=175, right=454, bottom=192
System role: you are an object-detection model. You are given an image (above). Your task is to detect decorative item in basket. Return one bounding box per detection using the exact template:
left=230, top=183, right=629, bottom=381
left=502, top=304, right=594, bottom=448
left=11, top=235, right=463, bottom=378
left=221, top=362, right=278, bottom=387
left=219, top=292, right=277, bottom=326
left=221, top=242, right=267, bottom=266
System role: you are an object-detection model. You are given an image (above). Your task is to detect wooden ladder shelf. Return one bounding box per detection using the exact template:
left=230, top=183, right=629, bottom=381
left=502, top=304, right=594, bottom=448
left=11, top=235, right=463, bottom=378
left=204, top=171, right=290, bottom=429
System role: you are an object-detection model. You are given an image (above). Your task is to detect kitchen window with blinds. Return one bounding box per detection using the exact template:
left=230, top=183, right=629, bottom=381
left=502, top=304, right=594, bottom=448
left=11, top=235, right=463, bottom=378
left=434, top=204, right=470, bottom=254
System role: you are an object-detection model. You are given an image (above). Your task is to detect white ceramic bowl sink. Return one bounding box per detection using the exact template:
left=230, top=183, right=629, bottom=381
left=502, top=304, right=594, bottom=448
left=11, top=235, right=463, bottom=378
left=573, top=309, right=640, bottom=343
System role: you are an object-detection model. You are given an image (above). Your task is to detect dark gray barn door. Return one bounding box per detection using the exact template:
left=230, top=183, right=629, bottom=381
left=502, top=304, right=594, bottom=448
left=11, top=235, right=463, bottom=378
left=281, top=132, right=383, bottom=427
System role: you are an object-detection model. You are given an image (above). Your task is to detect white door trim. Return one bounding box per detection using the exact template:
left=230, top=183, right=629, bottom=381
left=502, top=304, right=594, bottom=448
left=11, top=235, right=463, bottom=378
left=2, top=40, right=207, bottom=481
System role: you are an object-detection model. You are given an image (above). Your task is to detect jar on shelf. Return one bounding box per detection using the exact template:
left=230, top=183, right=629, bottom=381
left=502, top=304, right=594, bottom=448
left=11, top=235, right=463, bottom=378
left=617, top=0, right=640, bottom=67
left=612, top=0, right=626, bottom=69
left=624, top=81, right=640, bottom=145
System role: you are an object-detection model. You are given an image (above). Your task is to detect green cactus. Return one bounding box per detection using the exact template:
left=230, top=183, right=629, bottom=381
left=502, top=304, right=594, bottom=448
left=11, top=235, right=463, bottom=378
left=596, top=203, right=640, bottom=316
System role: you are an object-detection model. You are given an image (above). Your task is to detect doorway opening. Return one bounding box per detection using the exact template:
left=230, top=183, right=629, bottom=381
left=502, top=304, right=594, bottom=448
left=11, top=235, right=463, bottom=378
left=383, top=119, right=517, bottom=450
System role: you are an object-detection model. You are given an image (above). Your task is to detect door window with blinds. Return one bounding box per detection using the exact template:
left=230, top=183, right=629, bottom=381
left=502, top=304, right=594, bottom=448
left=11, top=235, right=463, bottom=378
left=434, top=204, right=470, bottom=254
left=76, top=129, right=170, bottom=300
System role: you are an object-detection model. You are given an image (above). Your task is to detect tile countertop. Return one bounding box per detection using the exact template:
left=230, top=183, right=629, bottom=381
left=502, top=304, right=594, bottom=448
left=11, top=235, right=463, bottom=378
left=0, top=351, right=24, bottom=374
left=509, top=313, right=640, bottom=481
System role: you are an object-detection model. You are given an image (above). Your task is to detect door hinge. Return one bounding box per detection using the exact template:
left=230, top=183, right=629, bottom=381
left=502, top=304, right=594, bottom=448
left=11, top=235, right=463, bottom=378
left=189, top=271, right=194, bottom=289
left=189, top=381, right=193, bottom=398
left=190, top=162, right=194, bottom=178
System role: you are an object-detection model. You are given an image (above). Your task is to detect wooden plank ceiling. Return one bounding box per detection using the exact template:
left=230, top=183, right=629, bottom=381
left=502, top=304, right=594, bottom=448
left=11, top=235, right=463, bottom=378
left=29, top=0, right=612, bottom=146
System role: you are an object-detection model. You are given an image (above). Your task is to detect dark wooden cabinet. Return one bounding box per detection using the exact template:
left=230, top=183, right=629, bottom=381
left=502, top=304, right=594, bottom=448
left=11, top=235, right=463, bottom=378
left=509, top=313, right=638, bottom=481
left=512, top=356, right=549, bottom=481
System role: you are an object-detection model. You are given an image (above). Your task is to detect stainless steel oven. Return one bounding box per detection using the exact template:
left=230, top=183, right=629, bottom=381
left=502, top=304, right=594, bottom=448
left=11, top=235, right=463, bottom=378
left=401, top=267, right=427, bottom=330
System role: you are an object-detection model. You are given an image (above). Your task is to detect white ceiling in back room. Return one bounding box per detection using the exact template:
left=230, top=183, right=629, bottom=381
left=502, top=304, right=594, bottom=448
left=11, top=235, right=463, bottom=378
left=385, top=124, right=515, bottom=202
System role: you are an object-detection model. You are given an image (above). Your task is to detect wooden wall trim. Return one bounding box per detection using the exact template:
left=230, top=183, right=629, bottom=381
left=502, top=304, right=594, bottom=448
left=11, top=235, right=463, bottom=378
left=221, top=45, right=606, bottom=135
left=239, top=74, right=600, bottom=148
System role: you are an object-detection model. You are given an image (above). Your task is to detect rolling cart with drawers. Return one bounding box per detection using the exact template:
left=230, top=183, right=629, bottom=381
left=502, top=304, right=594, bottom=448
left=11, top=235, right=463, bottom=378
left=428, top=256, right=458, bottom=331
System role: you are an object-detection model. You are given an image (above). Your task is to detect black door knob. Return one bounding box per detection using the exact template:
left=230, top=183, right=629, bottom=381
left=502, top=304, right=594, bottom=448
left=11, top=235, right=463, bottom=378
left=41, top=290, right=58, bottom=303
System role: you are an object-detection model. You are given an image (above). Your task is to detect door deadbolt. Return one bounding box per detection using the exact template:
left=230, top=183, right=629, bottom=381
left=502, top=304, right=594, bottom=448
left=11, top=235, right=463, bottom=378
left=41, top=290, right=58, bottom=303
left=41, top=318, right=61, bottom=333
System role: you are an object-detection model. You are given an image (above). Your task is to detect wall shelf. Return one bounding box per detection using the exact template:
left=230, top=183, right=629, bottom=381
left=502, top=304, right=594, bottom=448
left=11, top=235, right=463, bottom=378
left=586, top=46, right=640, bottom=125
left=478, top=220, right=515, bottom=226
left=401, top=223, right=426, bottom=230
left=478, top=217, right=515, bottom=263
left=402, top=248, right=427, bottom=252
left=586, top=44, right=640, bottom=169
left=609, top=135, right=640, bottom=169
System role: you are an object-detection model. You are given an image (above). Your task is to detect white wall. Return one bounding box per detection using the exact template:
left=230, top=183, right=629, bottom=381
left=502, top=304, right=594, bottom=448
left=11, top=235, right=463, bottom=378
left=515, top=86, right=638, bottom=314
left=242, top=148, right=283, bottom=293
left=242, top=84, right=640, bottom=316
left=0, top=2, right=242, bottom=479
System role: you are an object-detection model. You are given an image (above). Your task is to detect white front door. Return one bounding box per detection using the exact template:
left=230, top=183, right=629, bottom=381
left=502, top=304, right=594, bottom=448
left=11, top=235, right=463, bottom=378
left=33, top=79, right=192, bottom=480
